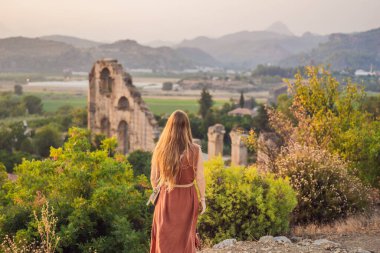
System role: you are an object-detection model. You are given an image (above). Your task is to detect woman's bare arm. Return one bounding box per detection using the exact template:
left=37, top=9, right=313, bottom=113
left=150, top=162, right=159, bottom=188
left=196, top=146, right=206, bottom=202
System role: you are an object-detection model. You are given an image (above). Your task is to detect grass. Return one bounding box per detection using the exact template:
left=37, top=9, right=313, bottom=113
left=292, top=208, right=380, bottom=237
left=25, top=92, right=228, bottom=115
left=0, top=115, right=48, bottom=125
left=42, top=96, right=87, bottom=112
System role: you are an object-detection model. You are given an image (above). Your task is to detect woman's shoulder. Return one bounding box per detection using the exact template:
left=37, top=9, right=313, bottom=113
left=191, top=142, right=201, bottom=153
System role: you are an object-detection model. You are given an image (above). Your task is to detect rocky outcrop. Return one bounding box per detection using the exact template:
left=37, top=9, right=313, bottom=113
left=199, top=235, right=376, bottom=253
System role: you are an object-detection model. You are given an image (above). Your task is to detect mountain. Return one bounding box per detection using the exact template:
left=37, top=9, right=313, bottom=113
left=39, top=35, right=103, bottom=49
left=177, top=23, right=327, bottom=69
left=145, top=40, right=177, bottom=48
left=0, top=37, right=219, bottom=73
left=0, top=37, right=92, bottom=72
left=266, top=21, right=294, bottom=36
left=280, top=28, right=380, bottom=70
left=91, top=40, right=220, bottom=70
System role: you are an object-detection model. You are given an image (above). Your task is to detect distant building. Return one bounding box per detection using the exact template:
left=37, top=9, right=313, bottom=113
left=228, top=107, right=257, bottom=117
left=355, top=66, right=376, bottom=76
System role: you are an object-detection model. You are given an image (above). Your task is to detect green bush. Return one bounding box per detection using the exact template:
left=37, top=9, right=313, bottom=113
left=127, top=150, right=152, bottom=178
left=0, top=128, right=152, bottom=253
left=198, top=157, right=297, bottom=244
left=277, top=144, right=372, bottom=224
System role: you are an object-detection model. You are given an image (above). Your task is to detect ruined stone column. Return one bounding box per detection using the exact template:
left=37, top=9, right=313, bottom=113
left=207, top=124, right=225, bottom=160
left=230, top=129, right=248, bottom=166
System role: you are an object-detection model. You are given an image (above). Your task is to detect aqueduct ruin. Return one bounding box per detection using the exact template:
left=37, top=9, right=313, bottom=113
left=88, top=59, right=158, bottom=154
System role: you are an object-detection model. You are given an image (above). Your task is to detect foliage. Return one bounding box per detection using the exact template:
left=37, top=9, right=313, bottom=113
left=23, top=95, right=43, bottom=115
left=0, top=128, right=152, bottom=252
left=33, top=125, right=62, bottom=157
left=277, top=143, right=372, bottom=224
left=198, top=88, right=213, bottom=119
left=0, top=93, right=26, bottom=119
left=239, top=91, right=245, bottom=108
left=362, top=94, right=380, bottom=119
left=198, top=157, right=297, bottom=244
left=127, top=150, right=152, bottom=178
left=245, top=66, right=377, bottom=224
left=252, top=64, right=298, bottom=78
left=161, top=82, right=173, bottom=91
left=14, top=85, right=23, bottom=96
left=268, top=66, right=380, bottom=187
left=1, top=202, right=60, bottom=253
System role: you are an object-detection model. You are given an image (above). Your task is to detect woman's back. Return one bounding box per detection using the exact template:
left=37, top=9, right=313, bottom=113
left=150, top=143, right=200, bottom=253
left=175, top=144, right=199, bottom=185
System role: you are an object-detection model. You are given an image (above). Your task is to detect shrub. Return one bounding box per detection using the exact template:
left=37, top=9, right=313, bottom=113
left=127, top=150, right=152, bottom=178
left=22, top=95, right=43, bottom=115
left=1, top=202, right=60, bottom=253
left=161, top=82, right=173, bottom=91
left=277, top=144, right=372, bottom=224
left=33, top=125, right=62, bottom=157
left=0, top=128, right=152, bottom=253
left=198, top=157, right=297, bottom=244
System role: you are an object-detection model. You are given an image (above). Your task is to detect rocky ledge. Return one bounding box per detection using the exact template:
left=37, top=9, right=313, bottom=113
left=199, top=236, right=376, bottom=253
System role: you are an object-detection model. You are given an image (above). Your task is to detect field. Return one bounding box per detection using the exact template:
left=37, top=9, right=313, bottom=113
left=31, top=92, right=228, bottom=115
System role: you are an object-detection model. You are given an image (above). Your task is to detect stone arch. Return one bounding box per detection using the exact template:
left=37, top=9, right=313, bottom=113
left=117, top=96, right=130, bottom=110
left=100, top=117, right=110, bottom=136
left=117, top=120, right=129, bottom=154
left=99, top=68, right=113, bottom=94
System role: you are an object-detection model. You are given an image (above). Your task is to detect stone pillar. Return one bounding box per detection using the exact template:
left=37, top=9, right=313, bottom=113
left=207, top=124, right=225, bottom=160
left=230, top=129, right=248, bottom=166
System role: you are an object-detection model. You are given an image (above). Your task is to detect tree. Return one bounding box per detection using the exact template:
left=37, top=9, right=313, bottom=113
left=267, top=66, right=380, bottom=187
left=23, top=95, right=43, bottom=114
left=362, top=94, right=380, bottom=119
left=198, top=88, right=213, bottom=119
left=127, top=150, right=152, bottom=178
left=248, top=97, right=257, bottom=109
left=239, top=91, right=245, bottom=108
left=14, top=85, right=23, bottom=95
left=162, top=82, right=173, bottom=91
left=33, top=125, right=62, bottom=157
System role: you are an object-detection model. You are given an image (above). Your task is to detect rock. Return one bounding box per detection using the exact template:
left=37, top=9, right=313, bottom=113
left=212, top=238, right=237, bottom=249
left=353, top=249, right=371, bottom=253
left=259, top=236, right=275, bottom=243
left=298, top=239, right=313, bottom=246
left=313, top=239, right=341, bottom=247
left=273, top=236, right=292, bottom=243
left=290, top=236, right=303, bottom=243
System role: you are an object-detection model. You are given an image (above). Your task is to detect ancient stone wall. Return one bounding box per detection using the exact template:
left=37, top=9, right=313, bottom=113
left=88, top=59, right=158, bottom=154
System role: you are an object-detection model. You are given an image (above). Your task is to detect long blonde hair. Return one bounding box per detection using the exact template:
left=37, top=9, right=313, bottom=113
left=152, top=110, right=193, bottom=190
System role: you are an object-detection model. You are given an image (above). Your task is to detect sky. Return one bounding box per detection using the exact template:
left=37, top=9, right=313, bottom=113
left=0, top=0, right=379, bottom=43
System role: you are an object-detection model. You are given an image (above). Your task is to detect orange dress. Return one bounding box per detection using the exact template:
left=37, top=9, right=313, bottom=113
left=150, top=144, right=200, bottom=253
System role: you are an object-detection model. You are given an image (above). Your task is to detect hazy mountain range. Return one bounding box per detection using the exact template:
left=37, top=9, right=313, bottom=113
left=0, top=22, right=379, bottom=73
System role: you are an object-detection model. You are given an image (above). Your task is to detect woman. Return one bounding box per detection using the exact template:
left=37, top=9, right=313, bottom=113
left=150, top=110, right=206, bottom=253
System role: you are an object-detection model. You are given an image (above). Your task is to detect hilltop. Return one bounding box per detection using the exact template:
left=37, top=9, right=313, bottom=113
left=0, top=24, right=379, bottom=72
left=177, top=22, right=328, bottom=69
left=280, top=27, right=380, bottom=70
left=39, top=35, right=103, bottom=49
left=0, top=37, right=219, bottom=73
